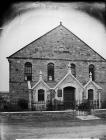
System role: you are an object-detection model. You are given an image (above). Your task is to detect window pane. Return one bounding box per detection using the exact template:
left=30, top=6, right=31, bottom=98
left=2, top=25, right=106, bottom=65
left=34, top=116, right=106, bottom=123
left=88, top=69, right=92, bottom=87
left=24, top=62, right=32, bottom=81
left=71, top=64, right=76, bottom=77
left=57, top=89, right=62, bottom=97
left=48, top=63, right=54, bottom=81
left=38, top=89, right=44, bottom=101
left=89, top=64, right=95, bottom=81
left=27, top=75, right=32, bottom=81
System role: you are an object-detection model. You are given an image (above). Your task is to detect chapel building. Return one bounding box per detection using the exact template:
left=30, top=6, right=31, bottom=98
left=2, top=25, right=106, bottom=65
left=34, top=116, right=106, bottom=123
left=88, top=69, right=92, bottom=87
left=7, top=22, right=106, bottom=110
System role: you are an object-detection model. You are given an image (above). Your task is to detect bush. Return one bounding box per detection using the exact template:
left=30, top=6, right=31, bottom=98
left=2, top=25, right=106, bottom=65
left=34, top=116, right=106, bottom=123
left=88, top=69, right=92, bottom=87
left=0, top=97, right=28, bottom=112
left=0, top=95, right=9, bottom=111
left=78, top=100, right=92, bottom=112
left=47, top=101, right=53, bottom=111
left=6, top=103, right=21, bottom=112
left=101, top=101, right=106, bottom=109
left=17, top=99, right=28, bottom=110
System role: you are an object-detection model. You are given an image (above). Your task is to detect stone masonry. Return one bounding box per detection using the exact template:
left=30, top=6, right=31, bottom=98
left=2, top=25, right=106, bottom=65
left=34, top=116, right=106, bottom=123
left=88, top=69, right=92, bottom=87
left=7, top=23, right=106, bottom=104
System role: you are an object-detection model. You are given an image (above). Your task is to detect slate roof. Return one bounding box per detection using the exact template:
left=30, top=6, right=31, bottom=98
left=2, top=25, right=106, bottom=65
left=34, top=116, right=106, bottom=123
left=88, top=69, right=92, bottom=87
left=7, top=23, right=106, bottom=62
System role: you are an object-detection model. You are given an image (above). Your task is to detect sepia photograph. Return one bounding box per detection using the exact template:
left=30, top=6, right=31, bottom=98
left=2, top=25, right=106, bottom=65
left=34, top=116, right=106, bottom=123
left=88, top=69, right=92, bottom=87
left=0, top=0, right=106, bottom=140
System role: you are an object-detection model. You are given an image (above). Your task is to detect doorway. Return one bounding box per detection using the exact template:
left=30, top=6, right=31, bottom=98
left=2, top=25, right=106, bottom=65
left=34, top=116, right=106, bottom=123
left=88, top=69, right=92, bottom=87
left=63, top=86, right=75, bottom=109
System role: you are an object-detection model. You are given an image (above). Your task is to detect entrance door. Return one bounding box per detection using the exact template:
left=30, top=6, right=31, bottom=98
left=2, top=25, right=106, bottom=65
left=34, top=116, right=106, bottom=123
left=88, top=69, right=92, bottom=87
left=63, top=87, right=75, bottom=109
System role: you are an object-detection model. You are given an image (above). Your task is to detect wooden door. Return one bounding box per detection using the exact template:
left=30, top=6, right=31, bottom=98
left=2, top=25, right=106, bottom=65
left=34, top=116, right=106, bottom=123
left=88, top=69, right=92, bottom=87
left=63, top=87, right=75, bottom=109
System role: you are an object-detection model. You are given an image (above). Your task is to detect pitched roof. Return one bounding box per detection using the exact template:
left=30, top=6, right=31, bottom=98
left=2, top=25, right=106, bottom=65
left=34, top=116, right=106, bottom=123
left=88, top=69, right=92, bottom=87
left=7, top=23, right=106, bottom=62
left=54, top=69, right=84, bottom=90
left=45, top=81, right=57, bottom=88
left=84, top=80, right=102, bottom=90
left=32, top=79, right=50, bottom=90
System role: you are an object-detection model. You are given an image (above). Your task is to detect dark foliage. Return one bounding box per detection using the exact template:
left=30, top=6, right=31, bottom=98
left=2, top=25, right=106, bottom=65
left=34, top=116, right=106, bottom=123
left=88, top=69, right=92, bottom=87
left=77, top=100, right=93, bottom=112
left=101, top=101, right=106, bottom=109
left=17, top=99, right=28, bottom=110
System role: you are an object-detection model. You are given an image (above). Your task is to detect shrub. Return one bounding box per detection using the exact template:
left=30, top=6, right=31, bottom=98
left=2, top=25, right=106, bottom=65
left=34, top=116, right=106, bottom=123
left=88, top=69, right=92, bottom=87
left=17, top=99, right=28, bottom=110
left=6, top=103, right=21, bottom=112
left=46, top=101, right=53, bottom=111
left=0, top=95, right=9, bottom=111
left=101, top=101, right=106, bottom=109
left=0, top=96, right=29, bottom=112
left=78, top=100, right=93, bottom=112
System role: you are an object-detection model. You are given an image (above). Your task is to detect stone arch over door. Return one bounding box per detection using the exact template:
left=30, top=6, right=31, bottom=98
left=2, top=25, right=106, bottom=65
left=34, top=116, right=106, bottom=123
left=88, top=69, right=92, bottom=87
left=63, top=86, right=75, bottom=109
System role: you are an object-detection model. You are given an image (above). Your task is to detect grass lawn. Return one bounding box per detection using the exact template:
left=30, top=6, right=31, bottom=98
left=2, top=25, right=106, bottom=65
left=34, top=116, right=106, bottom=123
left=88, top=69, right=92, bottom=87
left=0, top=110, right=106, bottom=140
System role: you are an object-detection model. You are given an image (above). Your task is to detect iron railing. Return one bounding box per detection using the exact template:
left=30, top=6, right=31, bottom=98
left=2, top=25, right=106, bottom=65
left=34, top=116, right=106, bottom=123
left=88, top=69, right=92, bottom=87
left=32, top=101, right=46, bottom=111
left=32, top=100, right=100, bottom=111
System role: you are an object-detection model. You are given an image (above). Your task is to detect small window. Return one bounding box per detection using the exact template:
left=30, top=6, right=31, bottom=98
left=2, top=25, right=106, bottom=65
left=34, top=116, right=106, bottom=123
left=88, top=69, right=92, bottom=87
left=38, top=89, right=45, bottom=101
left=24, top=62, right=32, bottom=81
left=57, top=89, right=62, bottom=97
left=89, top=64, right=95, bottom=81
left=71, top=63, right=76, bottom=77
left=88, top=89, right=93, bottom=101
left=47, top=63, right=54, bottom=81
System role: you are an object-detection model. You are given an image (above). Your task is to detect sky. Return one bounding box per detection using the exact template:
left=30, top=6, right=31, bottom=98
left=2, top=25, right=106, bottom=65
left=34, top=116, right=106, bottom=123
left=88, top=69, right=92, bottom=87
left=0, top=2, right=106, bottom=92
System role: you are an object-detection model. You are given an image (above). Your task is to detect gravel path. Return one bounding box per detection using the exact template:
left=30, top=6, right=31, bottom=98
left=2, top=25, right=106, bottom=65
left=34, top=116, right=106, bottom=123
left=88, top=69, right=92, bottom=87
left=1, top=110, right=106, bottom=140
left=1, top=123, right=106, bottom=140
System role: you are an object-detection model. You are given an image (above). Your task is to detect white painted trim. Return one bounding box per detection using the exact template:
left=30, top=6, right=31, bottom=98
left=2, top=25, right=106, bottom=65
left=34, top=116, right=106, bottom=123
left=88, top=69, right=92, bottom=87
left=99, top=92, right=101, bottom=108
left=32, top=79, right=50, bottom=89
left=53, top=71, right=84, bottom=90
left=84, top=80, right=102, bottom=90
left=27, top=81, right=32, bottom=89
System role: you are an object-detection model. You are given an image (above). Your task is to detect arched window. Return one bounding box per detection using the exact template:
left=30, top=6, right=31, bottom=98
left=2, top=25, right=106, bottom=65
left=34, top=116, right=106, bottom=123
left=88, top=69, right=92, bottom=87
left=71, top=63, right=76, bottom=77
left=88, top=89, right=93, bottom=101
left=47, top=63, right=54, bottom=81
left=89, top=64, right=95, bottom=81
left=38, top=89, right=45, bottom=101
left=24, top=62, right=32, bottom=81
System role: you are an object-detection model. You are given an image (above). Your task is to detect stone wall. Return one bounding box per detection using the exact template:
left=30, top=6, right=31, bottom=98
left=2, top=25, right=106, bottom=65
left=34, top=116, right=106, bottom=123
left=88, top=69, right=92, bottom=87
left=9, top=24, right=105, bottom=62
left=9, top=58, right=106, bottom=101
left=0, top=92, right=9, bottom=101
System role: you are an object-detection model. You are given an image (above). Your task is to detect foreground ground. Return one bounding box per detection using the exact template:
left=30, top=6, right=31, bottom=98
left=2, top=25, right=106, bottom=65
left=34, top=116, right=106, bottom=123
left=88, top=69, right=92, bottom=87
left=0, top=110, right=106, bottom=140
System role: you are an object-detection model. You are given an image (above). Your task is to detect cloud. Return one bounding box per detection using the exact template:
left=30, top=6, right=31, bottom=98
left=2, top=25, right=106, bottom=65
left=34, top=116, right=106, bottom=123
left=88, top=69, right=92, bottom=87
left=75, top=2, right=106, bottom=26
left=2, top=2, right=42, bottom=26
left=2, top=2, right=106, bottom=27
